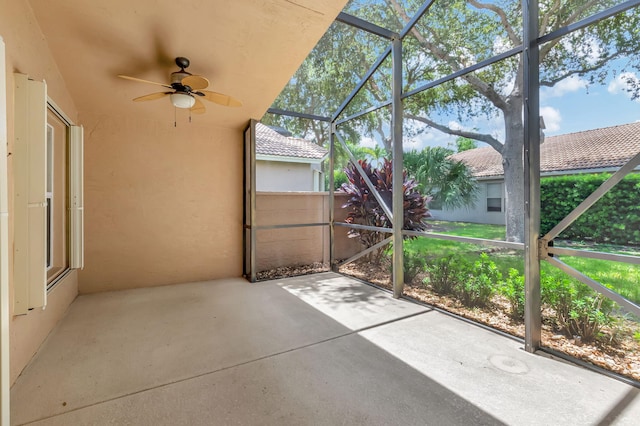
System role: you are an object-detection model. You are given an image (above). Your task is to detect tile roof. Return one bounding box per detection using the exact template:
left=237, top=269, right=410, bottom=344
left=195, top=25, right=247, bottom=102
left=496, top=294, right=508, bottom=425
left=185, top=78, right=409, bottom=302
left=255, top=123, right=327, bottom=160
left=449, top=122, right=640, bottom=178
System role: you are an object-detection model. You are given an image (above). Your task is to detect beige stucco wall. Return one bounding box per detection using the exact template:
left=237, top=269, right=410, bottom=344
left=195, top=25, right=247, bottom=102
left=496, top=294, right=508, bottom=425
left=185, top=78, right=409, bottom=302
left=333, top=192, right=363, bottom=260
left=255, top=192, right=361, bottom=271
left=9, top=272, right=77, bottom=383
left=78, top=113, right=243, bottom=293
left=1, top=0, right=80, bottom=383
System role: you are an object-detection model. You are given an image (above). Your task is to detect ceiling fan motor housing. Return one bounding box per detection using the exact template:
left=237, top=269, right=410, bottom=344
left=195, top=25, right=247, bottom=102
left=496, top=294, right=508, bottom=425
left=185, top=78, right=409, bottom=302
left=171, top=71, right=191, bottom=86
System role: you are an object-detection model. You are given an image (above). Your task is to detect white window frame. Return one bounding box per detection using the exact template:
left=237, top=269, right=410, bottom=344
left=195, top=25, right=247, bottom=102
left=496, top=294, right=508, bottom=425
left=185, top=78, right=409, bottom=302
left=45, top=101, right=84, bottom=290
left=313, top=169, right=324, bottom=192
left=45, top=123, right=54, bottom=270
left=1, top=35, right=11, bottom=424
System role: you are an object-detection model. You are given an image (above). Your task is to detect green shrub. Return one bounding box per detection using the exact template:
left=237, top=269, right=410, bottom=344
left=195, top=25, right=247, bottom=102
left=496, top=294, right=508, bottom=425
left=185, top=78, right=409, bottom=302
left=540, top=173, right=640, bottom=245
left=424, top=254, right=466, bottom=295
left=541, top=271, right=615, bottom=342
left=455, top=253, right=501, bottom=308
left=502, top=268, right=525, bottom=320
left=332, top=170, right=348, bottom=190
left=403, top=251, right=426, bottom=283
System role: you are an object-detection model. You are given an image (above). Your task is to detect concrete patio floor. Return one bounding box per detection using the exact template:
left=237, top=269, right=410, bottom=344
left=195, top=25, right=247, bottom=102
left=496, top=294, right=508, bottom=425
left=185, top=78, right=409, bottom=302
left=10, top=272, right=640, bottom=425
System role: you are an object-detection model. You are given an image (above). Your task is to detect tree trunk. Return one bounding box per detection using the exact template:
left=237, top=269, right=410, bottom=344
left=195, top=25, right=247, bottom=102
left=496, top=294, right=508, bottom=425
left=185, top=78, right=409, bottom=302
left=503, top=110, right=525, bottom=243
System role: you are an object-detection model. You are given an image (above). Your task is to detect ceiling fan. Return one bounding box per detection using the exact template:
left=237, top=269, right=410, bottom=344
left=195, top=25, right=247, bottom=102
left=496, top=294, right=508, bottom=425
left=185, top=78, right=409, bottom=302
left=118, top=57, right=242, bottom=114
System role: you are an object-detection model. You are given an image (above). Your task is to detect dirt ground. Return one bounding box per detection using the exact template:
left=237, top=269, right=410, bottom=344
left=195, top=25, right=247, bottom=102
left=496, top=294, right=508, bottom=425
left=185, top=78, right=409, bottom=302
left=257, top=261, right=640, bottom=383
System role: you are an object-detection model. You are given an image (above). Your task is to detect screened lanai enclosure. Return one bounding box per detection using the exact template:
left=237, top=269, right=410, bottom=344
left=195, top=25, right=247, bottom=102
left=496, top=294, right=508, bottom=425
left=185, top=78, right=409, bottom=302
left=245, top=0, right=640, bottom=384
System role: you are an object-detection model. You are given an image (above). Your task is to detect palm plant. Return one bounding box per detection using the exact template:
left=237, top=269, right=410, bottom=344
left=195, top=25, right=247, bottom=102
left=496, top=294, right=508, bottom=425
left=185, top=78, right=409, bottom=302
left=404, top=147, right=478, bottom=210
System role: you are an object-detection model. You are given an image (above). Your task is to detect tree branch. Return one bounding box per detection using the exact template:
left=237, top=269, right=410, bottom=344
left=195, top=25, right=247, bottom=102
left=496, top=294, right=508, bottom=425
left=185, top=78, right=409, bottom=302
left=539, top=50, right=629, bottom=87
left=540, top=0, right=562, bottom=36
left=390, top=0, right=509, bottom=111
left=375, top=121, right=391, bottom=152
left=405, top=113, right=504, bottom=153
left=467, top=0, right=521, bottom=46
left=540, top=0, right=601, bottom=59
left=561, top=0, right=601, bottom=30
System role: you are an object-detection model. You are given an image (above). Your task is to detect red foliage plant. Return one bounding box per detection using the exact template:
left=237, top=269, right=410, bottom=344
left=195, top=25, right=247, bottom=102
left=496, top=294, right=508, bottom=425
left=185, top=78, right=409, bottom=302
left=340, top=158, right=431, bottom=262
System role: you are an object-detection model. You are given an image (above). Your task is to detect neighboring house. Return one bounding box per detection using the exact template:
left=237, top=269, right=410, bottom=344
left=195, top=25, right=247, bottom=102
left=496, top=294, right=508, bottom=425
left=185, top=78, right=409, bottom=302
left=255, top=123, right=328, bottom=192
left=433, top=122, right=640, bottom=225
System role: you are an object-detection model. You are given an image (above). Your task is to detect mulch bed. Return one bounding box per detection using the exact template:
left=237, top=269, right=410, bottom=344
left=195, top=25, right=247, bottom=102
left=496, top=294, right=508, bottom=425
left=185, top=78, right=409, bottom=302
left=256, top=261, right=640, bottom=382
left=256, top=262, right=330, bottom=281
left=339, top=261, right=640, bottom=383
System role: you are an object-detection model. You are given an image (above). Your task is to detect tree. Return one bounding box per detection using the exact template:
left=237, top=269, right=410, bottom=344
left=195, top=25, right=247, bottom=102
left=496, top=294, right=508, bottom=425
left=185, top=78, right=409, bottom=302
left=455, top=136, right=477, bottom=153
left=404, top=147, right=478, bottom=209
left=267, top=1, right=640, bottom=242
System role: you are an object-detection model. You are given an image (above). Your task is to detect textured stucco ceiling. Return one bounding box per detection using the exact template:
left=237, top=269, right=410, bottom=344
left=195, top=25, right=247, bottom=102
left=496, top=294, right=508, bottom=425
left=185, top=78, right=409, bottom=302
left=28, top=0, right=347, bottom=129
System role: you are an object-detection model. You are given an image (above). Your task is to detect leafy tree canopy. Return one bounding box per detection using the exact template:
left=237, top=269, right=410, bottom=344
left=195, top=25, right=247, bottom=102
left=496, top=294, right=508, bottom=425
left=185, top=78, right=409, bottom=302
left=455, top=136, right=477, bottom=153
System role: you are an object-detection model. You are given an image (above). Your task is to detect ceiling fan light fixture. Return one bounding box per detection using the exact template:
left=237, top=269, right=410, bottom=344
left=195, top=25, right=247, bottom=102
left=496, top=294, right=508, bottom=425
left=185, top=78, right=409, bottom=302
left=170, top=92, right=196, bottom=109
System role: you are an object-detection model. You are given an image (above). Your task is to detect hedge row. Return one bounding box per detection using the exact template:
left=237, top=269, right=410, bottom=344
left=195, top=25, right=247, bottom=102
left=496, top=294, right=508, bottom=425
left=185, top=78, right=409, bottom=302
left=540, top=173, right=640, bottom=246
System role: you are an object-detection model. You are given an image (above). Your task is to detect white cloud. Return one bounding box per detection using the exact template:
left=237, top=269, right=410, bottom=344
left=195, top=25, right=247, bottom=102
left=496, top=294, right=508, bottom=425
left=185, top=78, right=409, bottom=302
left=404, top=138, right=423, bottom=151
left=359, top=136, right=377, bottom=148
left=608, top=72, right=640, bottom=102
left=448, top=120, right=463, bottom=131
left=403, top=128, right=457, bottom=152
left=540, top=75, right=588, bottom=100
left=540, top=106, right=562, bottom=132
left=560, top=36, right=602, bottom=66
left=493, top=36, right=511, bottom=55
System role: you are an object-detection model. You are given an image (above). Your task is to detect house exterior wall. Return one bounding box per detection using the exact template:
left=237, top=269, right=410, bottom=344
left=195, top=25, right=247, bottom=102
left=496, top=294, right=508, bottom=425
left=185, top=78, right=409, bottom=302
left=1, top=0, right=80, bottom=383
left=255, top=192, right=361, bottom=271
left=256, top=160, right=319, bottom=192
left=78, top=113, right=243, bottom=293
left=429, top=180, right=506, bottom=225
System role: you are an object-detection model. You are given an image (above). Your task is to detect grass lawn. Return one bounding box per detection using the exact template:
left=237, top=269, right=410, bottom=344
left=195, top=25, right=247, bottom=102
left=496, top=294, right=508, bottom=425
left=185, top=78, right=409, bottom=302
left=405, top=220, right=640, bottom=305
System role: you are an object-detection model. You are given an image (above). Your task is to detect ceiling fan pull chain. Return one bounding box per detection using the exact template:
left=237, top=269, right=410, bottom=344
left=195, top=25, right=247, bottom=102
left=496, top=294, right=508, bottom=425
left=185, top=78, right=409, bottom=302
left=174, top=107, right=177, bottom=128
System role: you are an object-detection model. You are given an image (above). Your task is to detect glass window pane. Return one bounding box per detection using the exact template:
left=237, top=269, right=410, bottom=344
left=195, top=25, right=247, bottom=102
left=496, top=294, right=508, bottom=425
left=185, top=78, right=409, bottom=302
left=487, top=183, right=502, bottom=198
left=487, top=198, right=502, bottom=212
left=46, top=109, right=69, bottom=284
